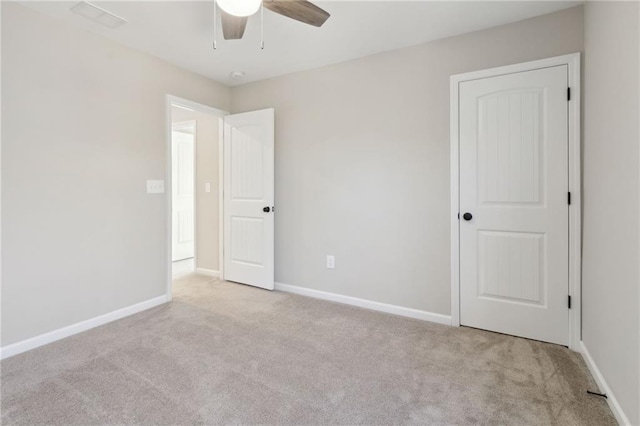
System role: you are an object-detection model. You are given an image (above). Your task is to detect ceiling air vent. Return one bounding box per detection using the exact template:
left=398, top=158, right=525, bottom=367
left=70, top=1, right=128, bottom=29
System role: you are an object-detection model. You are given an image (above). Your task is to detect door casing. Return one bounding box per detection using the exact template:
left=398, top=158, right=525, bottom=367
left=449, top=53, right=582, bottom=351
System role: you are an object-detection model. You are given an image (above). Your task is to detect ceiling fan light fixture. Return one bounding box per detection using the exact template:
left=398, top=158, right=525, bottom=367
left=217, top=0, right=262, bottom=17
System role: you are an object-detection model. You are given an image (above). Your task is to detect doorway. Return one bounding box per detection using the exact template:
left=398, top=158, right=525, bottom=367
left=166, top=97, right=277, bottom=298
left=171, top=120, right=196, bottom=274
left=167, top=96, right=228, bottom=295
left=449, top=54, right=581, bottom=349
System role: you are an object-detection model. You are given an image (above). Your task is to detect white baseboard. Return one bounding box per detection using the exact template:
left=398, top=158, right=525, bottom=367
left=580, top=341, right=631, bottom=425
left=0, top=295, right=168, bottom=360
left=196, top=268, right=219, bottom=278
left=275, top=282, right=452, bottom=326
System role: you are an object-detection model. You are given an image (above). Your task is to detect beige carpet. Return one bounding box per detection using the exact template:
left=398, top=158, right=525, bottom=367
left=1, top=274, right=615, bottom=425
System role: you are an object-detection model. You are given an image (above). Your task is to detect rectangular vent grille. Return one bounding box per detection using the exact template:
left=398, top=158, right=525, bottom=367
left=70, top=2, right=128, bottom=29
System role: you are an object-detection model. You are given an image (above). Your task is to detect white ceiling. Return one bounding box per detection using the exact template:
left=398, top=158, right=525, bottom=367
left=22, top=1, right=581, bottom=86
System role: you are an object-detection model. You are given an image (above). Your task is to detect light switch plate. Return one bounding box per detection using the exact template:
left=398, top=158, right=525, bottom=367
left=327, top=255, right=335, bottom=269
left=146, top=180, right=165, bottom=194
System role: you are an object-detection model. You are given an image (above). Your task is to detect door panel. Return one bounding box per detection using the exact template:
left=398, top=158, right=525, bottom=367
left=478, top=89, right=543, bottom=205
left=223, top=109, right=274, bottom=290
left=478, top=230, right=544, bottom=305
left=172, top=129, right=195, bottom=261
left=459, top=66, right=569, bottom=345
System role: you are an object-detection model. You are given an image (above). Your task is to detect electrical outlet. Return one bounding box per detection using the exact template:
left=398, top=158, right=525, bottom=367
left=326, top=255, right=335, bottom=269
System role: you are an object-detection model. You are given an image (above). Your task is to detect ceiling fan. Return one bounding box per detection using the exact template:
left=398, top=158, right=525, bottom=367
left=216, top=0, right=331, bottom=40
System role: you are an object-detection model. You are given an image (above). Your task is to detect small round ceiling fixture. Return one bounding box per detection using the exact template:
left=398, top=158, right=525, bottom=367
left=230, top=71, right=245, bottom=80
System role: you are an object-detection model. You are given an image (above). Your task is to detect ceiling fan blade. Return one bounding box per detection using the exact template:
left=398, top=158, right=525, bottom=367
left=263, top=0, right=330, bottom=27
left=220, top=11, right=248, bottom=40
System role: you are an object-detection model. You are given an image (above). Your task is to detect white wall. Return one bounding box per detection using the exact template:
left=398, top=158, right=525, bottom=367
left=582, top=2, right=640, bottom=424
left=231, top=6, right=584, bottom=315
left=171, top=107, right=221, bottom=272
left=1, top=2, right=230, bottom=346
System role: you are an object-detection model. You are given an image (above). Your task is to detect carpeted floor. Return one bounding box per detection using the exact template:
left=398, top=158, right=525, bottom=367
left=1, top=274, right=615, bottom=425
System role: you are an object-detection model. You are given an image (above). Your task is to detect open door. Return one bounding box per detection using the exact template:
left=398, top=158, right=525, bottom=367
left=223, top=108, right=275, bottom=290
left=171, top=126, right=195, bottom=262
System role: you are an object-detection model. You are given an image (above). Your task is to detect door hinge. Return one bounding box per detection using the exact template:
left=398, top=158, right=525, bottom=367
left=567, top=87, right=571, bottom=101
left=568, top=192, right=571, bottom=205
left=568, top=295, right=572, bottom=309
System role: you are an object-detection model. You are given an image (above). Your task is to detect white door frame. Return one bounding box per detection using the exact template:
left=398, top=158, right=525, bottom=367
left=449, top=53, right=581, bottom=351
left=165, top=95, right=229, bottom=300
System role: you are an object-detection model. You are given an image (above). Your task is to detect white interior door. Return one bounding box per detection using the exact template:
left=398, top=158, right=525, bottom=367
left=223, top=108, right=274, bottom=290
left=459, top=66, right=569, bottom=345
left=172, top=128, right=195, bottom=262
